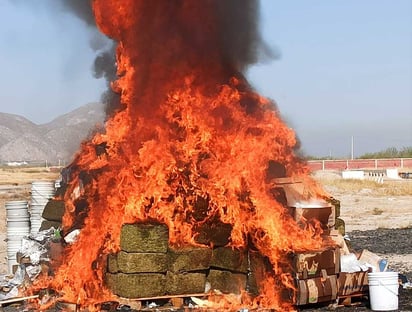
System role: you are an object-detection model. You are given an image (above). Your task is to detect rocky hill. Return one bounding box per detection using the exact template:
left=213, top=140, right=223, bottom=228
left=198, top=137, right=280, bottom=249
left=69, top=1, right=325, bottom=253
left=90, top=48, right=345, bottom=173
left=0, top=102, right=105, bottom=165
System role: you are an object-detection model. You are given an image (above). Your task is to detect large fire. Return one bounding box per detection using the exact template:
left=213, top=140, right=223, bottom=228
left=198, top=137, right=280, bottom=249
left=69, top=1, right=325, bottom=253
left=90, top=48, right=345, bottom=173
left=33, top=1, right=331, bottom=310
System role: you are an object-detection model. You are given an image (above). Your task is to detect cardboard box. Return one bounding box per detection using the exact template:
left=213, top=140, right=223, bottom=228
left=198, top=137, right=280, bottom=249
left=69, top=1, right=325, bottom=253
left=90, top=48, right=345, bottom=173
left=289, top=204, right=335, bottom=230
left=277, top=181, right=335, bottom=230
left=337, top=271, right=369, bottom=296
left=329, top=229, right=350, bottom=255
left=292, top=248, right=340, bottom=279
left=358, top=249, right=388, bottom=272
left=295, top=272, right=338, bottom=305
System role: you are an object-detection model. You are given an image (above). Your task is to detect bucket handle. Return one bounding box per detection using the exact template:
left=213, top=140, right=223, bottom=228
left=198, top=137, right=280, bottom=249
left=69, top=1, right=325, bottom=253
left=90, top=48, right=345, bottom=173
left=376, top=279, right=399, bottom=297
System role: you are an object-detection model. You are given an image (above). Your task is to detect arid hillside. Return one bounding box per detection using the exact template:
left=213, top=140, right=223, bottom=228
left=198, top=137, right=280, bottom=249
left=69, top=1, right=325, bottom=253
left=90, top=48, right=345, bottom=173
left=0, top=102, right=105, bottom=164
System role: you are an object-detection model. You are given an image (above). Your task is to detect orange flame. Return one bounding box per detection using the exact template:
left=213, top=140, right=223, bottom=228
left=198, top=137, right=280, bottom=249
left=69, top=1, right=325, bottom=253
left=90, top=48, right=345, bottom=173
left=32, top=1, right=332, bottom=310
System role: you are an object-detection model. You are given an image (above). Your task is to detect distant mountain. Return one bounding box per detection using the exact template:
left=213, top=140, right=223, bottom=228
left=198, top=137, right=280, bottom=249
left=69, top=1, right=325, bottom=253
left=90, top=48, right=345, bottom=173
left=0, top=102, right=105, bottom=164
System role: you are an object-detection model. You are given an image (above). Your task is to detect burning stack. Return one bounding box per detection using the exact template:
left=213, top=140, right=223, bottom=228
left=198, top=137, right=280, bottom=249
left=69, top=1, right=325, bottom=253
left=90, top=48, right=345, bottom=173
left=28, top=178, right=345, bottom=309
left=101, top=178, right=342, bottom=304
left=25, top=1, right=357, bottom=310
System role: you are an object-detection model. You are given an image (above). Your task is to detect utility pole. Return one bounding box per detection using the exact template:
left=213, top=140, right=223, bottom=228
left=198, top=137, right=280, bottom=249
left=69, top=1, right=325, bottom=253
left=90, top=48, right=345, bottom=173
left=351, top=136, right=354, bottom=160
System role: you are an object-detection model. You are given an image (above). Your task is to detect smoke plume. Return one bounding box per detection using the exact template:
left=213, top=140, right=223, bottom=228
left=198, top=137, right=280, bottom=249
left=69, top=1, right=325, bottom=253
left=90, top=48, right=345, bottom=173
left=57, top=0, right=272, bottom=117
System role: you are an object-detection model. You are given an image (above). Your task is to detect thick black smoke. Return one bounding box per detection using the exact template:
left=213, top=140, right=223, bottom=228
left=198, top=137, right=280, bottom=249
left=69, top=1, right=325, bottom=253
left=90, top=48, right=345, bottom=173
left=216, top=0, right=273, bottom=70
left=55, top=0, right=273, bottom=116
left=58, top=0, right=95, bottom=26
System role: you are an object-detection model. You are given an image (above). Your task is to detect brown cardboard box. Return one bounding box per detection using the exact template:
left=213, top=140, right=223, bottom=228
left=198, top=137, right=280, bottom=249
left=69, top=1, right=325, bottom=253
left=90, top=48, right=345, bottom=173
left=358, top=249, right=388, bottom=272
left=289, top=204, right=335, bottom=230
left=292, top=248, right=340, bottom=279
left=329, top=229, right=350, bottom=255
left=278, top=181, right=335, bottom=230
left=295, top=272, right=338, bottom=305
left=337, top=271, right=369, bottom=296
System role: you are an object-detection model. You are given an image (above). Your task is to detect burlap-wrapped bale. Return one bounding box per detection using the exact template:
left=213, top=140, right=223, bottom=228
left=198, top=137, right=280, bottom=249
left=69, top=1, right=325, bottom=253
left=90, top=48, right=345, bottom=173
left=115, top=251, right=168, bottom=273
left=120, top=223, right=168, bottom=253
left=107, top=254, right=119, bottom=273
left=166, top=271, right=206, bottom=295
left=168, top=246, right=212, bottom=272
left=207, top=269, right=247, bottom=294
left=105, top=273, right=166, bottom=298
left=210, top=247, right=248, bottom=273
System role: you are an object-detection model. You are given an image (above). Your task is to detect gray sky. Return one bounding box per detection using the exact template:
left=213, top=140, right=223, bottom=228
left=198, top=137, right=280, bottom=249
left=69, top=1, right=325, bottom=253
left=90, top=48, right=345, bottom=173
left=0, top=0, right=411, bottom=158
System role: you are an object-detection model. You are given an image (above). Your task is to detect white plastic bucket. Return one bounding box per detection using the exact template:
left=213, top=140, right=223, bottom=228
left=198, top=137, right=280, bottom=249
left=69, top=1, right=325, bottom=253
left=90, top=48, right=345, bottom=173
left=30, top=209, right=45, bottom=234
left=5, top=201, right=30, bottom=271
left=7, top=226, right=30, bottom=235
left=6, top=228, right=25, bottom=274
left=5, top=201, right=29, bottom=273
left=7, top=220, right=30, bottom=227
left=5, top=200, right=28, bottom=208
left=31, top=181, right=55, bottom=198
left=30, top=181, right=55, bottom=234
left=30, top=220, right=43, bottom=234
left=368, top=272, right=399, bottom=311
left=5, top=200, right=28, bottom=206
left=5, top=201, right=29, bottom=218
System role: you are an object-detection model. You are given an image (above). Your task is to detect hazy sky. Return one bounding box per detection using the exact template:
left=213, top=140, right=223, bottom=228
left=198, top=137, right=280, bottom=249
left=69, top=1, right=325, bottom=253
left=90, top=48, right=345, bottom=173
left=0, top=1, right=411, bottom=157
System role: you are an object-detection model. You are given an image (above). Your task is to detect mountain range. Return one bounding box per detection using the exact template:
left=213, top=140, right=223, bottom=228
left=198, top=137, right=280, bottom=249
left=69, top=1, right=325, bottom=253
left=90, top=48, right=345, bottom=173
left=0, top=102, right=106, bottom=165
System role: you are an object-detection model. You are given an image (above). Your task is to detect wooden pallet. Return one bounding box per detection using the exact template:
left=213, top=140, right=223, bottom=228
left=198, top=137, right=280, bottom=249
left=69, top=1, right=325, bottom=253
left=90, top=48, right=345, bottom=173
left=337, top=293, right=368, bottom=307
left=0, top=295, right=39, bottom=307
left=107, top=292, right=211, bottom=310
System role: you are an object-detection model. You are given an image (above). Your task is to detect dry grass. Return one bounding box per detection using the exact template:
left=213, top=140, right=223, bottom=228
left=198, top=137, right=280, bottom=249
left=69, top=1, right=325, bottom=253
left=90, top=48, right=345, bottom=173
left=315, top=177, right=412, bottom=196
left=0, top=166, right=61, bottom=185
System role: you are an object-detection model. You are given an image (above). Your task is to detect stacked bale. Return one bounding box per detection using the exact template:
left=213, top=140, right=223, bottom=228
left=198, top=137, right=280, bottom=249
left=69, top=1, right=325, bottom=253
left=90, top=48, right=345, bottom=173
left=106, top=223, right=169, bottom=298
left=208, top=247, right=248, bottom=294
left=105, top=223, right=251, bottom=298
left=40, top=199, right=65, bottom=231
left=167, top=247, right=212, bottom=295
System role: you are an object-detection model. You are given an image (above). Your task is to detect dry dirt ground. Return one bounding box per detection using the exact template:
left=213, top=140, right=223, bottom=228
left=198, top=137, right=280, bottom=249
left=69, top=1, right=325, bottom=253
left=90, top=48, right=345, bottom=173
left=312, top=170, right=412, bottom=282
left=0, top=168, right=411, bottom=311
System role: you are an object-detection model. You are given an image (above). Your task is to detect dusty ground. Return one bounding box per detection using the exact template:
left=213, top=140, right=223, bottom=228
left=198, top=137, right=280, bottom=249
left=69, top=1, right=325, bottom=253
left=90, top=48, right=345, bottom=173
left=313, top=170, right=412, bottom=232
left=0, top=168, right=411, bottom=311
left=310, top=170, right=412, bottom=311
left=312, top=170, right=412, bottom=283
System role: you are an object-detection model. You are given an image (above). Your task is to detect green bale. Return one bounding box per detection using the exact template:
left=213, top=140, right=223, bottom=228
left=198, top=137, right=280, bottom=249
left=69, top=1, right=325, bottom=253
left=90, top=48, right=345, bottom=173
left=247, top=250, right=272, bottom=296
left=210, top=247, right=248, bottom=273
left=120, top=223, right=168, bottom=253
left=166, top=271, right=206, bottom=295
left=107, top=254, right=119, bottom=273
left=116, top=251, right=168, bottom=273
left=168, top=246, right=212, bottom=272
left=105, top=273, right=166, bottom=298
left=207, top=269, right=247, bottom=294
